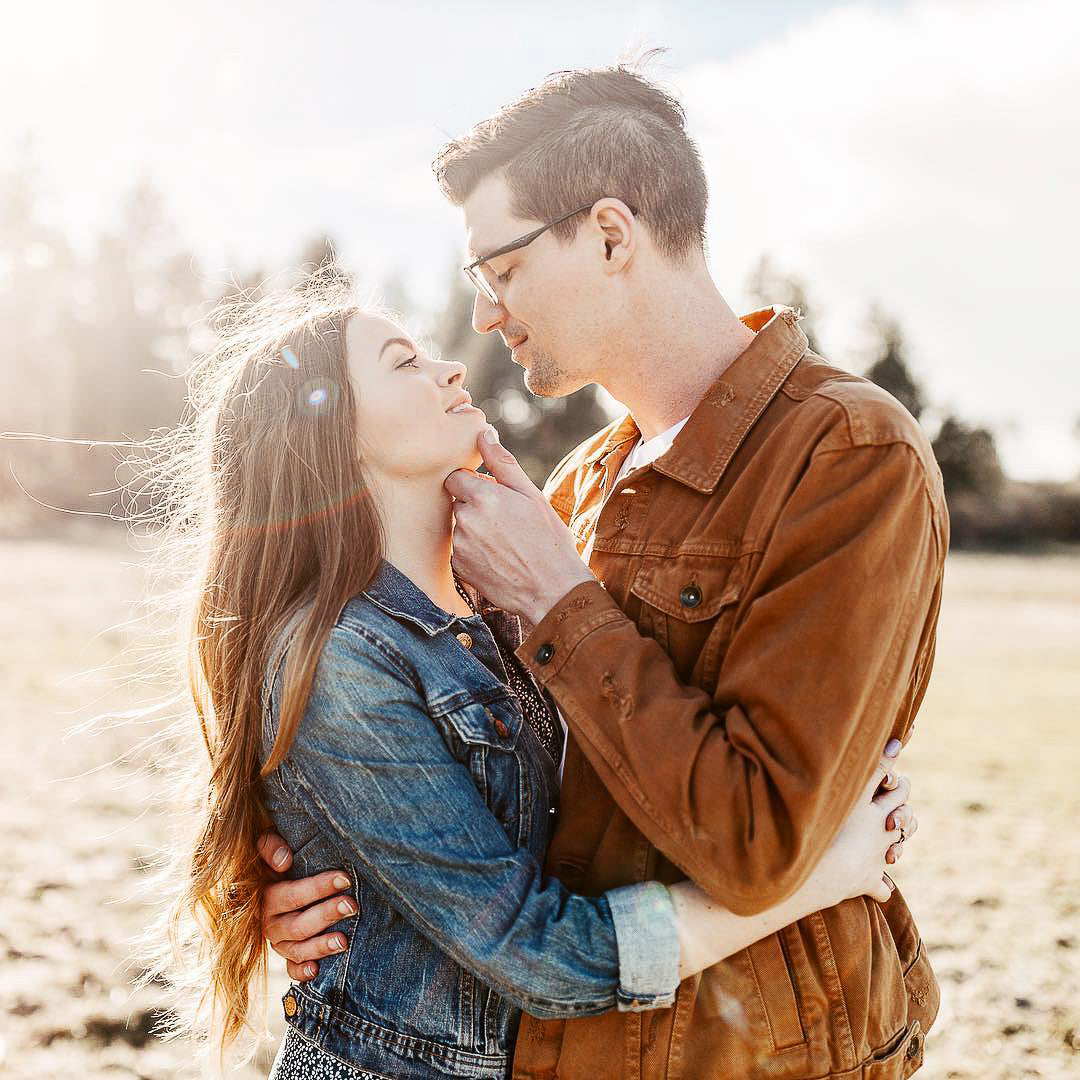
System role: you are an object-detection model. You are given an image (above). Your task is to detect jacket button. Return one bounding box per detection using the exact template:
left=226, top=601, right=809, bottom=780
left=906, top=1033, right=921, bottom=1059
left=455, top=631, right=473, bottom=649
left=494, top=717, right=510, bottom=738
left=283, top=993, right=298, bottom=1018
left=535, top=643, right=555, bottom=664
left=679, top=584, right=702, bottom=608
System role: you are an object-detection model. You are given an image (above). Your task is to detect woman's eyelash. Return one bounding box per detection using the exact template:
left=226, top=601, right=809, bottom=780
left=397, top=356, right=419, bottom=369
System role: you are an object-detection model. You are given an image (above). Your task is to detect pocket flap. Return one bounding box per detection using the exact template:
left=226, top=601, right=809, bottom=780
left=630, top=557, right=744, bottom=623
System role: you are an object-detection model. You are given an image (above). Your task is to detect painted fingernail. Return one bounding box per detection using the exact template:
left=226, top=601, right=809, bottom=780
left=332, top=875, right=350, bottom=890
left=337, top=899, right=356, bottom=916
left=303, top=963, right=316, bottom=977
left=885, top=738, right=902, bottom=757
left=331, top=935, right=347, bottom=952
left=273, top=847, right=290, bottom=869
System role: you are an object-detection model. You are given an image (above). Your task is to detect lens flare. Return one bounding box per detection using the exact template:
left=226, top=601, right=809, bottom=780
left=308, top=387, right=328, bottom=407
left=282, top=346, right=300, bottom=369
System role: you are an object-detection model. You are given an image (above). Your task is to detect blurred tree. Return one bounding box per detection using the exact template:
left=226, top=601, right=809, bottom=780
left=744, top=256, right=822, bottom=353
left=863, top=306, right=926, bottom=421
left=932, top=416, right=1005, bottom=498
left=429, top=270, right=612, bottom=486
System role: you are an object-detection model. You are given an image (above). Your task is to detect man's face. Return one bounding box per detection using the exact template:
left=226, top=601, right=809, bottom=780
left=462, top=174, right=609, bottom=399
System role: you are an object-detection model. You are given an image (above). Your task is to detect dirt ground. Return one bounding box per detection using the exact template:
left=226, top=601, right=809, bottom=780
left=1, top=535, right=1077, bottom=1078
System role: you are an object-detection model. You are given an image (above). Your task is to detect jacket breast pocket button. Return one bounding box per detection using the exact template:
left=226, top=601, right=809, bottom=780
left=455, top=632, right=473, bottom=649
left=535, top=643, right=555, bottom=664
left=494, top=717, right=510, bottom=738
left=679, top=584, right=702, bottom=608
left=283, top=993, right=298, bottom=1018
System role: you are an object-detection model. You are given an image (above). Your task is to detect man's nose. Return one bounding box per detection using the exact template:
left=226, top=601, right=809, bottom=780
left=472, top=289, right=506, bottom=335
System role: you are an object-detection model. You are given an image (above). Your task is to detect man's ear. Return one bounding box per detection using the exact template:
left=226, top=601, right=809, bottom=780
left=593, top=198, right=635, bottom=270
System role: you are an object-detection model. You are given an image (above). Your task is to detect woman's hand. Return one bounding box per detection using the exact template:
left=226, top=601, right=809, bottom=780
left=806, top=754, right=918, bottom=908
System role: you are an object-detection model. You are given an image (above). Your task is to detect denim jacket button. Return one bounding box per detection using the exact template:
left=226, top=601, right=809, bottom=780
left=494, top=717, right=510, bottom=738
left=535, top=643, right=555, bottom=664
left=283, top=993, right=298, bottom=1018
left=455, top=631, right=473, bottom=649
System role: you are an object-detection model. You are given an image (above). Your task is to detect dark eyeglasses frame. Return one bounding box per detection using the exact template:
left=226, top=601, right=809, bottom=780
left=462, top=201, right=614, bottom=305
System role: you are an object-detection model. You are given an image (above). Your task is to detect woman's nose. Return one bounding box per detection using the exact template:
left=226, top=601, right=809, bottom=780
left=437, top=359, right=468, bottom=385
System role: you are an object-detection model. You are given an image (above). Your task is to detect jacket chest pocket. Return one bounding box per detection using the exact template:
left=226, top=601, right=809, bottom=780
left=629, top=553, right=747, bottom=689
left=443, top=698, right=526, bottom=841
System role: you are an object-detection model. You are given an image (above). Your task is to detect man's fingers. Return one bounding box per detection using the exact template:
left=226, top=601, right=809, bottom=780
left=475, top=427, right=538, bottom=496
left=256, top=832, right=292, bottom=873
left=271, top=930, right=349, bottom=965
left=265, top=892, right=357, bottom=945
left=286, top=959, right=319, bottom=982
left=261, top=870, right=351, bottom=921
left=444, top=467, right=489, bottom=502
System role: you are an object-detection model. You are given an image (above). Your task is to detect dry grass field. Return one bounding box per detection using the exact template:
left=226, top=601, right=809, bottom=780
left=1, top=535, right=1077, bottom=1078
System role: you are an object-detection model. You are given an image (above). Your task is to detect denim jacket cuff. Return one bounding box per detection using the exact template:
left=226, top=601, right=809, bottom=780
left=605, top=881, right=679, bottom=1011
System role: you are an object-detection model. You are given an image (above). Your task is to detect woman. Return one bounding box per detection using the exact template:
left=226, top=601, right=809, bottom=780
left=163, top=270, right=913, bottom=1078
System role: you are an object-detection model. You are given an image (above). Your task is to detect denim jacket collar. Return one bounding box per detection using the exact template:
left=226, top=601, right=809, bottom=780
left=362, top=559, right=480, bottom=637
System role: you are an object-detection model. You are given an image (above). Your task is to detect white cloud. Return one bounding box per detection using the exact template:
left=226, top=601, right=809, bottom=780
left=677, top=0, right=1080, bottom=480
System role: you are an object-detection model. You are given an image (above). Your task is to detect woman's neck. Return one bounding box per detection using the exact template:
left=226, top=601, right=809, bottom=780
left=375, top=475, right=472, bottom=618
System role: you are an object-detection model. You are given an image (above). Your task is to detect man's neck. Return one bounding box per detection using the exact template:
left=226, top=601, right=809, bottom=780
left=373, top=477, right=472, bottom=617
left=600, top=268, right=756, bottom=441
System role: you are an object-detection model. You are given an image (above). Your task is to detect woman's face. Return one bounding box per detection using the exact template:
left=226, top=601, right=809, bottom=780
left=345, top=313, right=488, bottom=483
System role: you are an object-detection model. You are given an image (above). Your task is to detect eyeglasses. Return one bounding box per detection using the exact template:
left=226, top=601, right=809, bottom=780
left=462, top=202, right=596, bottom=305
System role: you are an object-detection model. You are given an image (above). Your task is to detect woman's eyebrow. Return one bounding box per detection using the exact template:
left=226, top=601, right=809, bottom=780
left=378, top=336, right=414, bottom=359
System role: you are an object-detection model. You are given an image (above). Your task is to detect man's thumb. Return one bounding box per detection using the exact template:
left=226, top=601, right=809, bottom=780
left=477, top=426, right=535, bottom=495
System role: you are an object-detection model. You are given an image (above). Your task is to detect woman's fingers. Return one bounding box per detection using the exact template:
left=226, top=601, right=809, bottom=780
left=265, top=892, right=357, bottom=946
left=873, top=774, right=910, bottom=813
left=262, top=870, right=352, bottom=922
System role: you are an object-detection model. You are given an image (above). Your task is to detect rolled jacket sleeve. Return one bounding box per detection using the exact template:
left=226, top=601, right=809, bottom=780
left=276, top=625, right=678, bottom=1017
left=518, top=439, right=946, bottom=915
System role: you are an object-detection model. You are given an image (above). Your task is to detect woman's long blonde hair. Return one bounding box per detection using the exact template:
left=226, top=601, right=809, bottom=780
left=147, top=269, right=384, bottom=1055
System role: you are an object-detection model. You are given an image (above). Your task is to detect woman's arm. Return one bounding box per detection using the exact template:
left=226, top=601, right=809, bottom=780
left=268, top=622, right=677, bottom=1020
left=670, top=761, right=913, bottom=980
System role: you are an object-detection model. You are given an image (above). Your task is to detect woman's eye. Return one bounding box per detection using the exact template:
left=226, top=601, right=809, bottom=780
left=397, top=355, right=419, bottom=369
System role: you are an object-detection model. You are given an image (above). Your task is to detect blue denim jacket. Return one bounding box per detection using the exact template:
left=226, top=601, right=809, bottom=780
left=259, top=561, right=678, bottom=1079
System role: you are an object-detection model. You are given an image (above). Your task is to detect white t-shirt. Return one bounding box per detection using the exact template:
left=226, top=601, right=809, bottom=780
left=554, top=413, right=692, bottom=782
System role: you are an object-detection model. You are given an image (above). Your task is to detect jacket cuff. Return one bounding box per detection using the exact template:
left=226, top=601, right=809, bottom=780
left=605, top=882, right=679, bottom=1011
left=517, top=580, right=626, bottom=682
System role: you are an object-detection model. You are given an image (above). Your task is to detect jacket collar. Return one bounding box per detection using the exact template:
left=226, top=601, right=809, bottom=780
left=362, top=559, right=472, bottom=637
left=587, top=305, right=808, bottom=493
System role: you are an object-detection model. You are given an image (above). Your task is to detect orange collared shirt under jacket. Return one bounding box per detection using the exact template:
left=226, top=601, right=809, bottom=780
left=511, top=306, right=948, bottom=1080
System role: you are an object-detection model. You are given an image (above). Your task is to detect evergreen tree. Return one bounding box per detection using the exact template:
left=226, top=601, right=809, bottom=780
left=864, top=307, right=925, bottom=421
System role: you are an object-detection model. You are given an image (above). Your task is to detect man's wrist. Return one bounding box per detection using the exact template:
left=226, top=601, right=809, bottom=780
left=524, top=566, right=595, bottom=625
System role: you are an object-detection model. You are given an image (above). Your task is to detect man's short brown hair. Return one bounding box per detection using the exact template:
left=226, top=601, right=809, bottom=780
left=433, top=62, right=708, bottom=261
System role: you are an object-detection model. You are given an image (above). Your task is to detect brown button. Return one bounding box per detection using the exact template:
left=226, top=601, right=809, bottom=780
left=494, top=717, right=510, bottom=738
left=283, top=993, right=298, bottom=1018
left=906, top=1034, right=921, bottom=1060
left=535, top=643, right=555, bottom=664
left=456, top=632, right=473, bottom=649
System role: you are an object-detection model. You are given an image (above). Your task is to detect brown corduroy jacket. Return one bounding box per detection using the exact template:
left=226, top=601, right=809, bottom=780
left=510, top=306, right=947, bottom=1080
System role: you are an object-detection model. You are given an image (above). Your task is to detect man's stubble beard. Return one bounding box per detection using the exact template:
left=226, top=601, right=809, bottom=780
left=521, top=344, right=575, bottom=399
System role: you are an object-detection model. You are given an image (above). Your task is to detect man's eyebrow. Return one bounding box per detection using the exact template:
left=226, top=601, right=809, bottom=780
left=378, top=336, right=414, bottom=359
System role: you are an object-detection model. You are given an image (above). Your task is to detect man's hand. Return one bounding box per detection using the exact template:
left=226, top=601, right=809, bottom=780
left=444, top=427, right=593, bottom=624
left=256, top=833, right=356, bottom=982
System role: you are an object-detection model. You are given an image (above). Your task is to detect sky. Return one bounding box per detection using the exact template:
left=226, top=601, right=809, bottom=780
left=4, top=0, right=1078, bottom=480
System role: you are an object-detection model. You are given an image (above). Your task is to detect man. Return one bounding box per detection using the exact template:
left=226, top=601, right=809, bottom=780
left=259, top=64, right=946, bottom=1078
